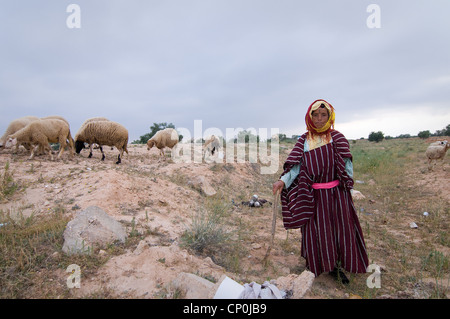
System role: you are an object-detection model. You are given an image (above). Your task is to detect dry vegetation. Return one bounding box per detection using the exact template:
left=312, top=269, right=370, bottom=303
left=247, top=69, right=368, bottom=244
left=0, top=137, right=448, bottom=299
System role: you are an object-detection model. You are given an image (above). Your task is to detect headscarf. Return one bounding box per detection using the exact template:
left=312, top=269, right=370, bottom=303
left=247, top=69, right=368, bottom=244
left=305, top=99, right=335, bottom=149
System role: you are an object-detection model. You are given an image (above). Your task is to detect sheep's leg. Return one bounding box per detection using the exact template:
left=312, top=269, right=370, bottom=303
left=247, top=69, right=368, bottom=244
left=28, top=146, right=36, bottom=160
left=57, top=137, right=66, bottom=159
left=440, top=158, right=446, bottom=171
left=88, top=144, right=94, bottom=158
left=116, top=149, right=123, bottom=164
left=41, top=143, right=54, bottom=161
left=100, top=146, right=105, bottom=161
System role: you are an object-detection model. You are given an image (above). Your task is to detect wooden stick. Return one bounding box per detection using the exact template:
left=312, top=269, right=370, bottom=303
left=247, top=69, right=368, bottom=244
left=263, top=188, right=280, bottom=265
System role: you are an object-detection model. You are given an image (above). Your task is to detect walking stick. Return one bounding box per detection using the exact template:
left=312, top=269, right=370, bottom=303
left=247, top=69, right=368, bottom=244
left=263, top=188, right=280, bottom=265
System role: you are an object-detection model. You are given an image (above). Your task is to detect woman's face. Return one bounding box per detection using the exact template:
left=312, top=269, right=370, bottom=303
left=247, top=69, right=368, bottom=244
left=311, top=107, right=329, bottom=129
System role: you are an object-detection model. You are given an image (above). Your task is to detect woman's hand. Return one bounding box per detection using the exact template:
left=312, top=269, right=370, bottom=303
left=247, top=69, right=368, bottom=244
left=272, top=180, right=285, bottom=195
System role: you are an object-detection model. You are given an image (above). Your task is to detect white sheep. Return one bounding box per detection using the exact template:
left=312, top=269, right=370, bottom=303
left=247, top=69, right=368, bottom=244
left=146, top=128, right=179, bottom=161
left=75, top=120, right=129, bottom=164
left=40, top=115, right=74, bottom=153
left=0, top=116, right=40, bottom=152
left=203, top=135, right=221, bottom=157
left=426, top=140, right=449, bottom=171
left=4, top=118, right=75, bottom=160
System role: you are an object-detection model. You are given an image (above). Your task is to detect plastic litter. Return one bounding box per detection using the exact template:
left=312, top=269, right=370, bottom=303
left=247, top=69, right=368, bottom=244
left=238, top=281, right=284, bottom=299
left=213, top=276, right=244, bottom=299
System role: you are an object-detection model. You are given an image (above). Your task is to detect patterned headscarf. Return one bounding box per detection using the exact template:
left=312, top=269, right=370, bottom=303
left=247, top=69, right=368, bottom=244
left=305, top=99, right=335, bottom=135
left=305, top=99, right=335, bottom=149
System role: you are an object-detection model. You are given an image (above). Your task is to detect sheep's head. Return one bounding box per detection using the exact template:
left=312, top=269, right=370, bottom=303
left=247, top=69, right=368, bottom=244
left=75, top=140, right=85, bottom=154
left=5, top=137, right=17, bottom=148
left=147, top=139, right=155, bottom=150
left=438, top=140, right=449, bottom=151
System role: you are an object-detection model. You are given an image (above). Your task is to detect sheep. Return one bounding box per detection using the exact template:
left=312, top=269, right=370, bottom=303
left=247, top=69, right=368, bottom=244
left=203, top=135, right=221, bottom=157
left=146, top=128, right=179, bottom=161
left=4, top=119, right=75, bottom=160
left=426, top=140, right=449, bottom=171
left=39, top=115, right=74, bottom=153
left=75, top=120, right=129, bottom=164
left=77, top=117, right=111, bottom=156
left=0, top=116, right=40, bottom=152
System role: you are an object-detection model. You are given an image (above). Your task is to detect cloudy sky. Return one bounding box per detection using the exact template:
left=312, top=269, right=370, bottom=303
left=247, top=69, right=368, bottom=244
left=1, top=0, right=449, bottom=142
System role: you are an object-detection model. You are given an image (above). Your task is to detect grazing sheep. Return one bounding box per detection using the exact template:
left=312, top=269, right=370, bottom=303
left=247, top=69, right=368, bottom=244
left=4, top=119, right=75, bottom=160
left=203, top=135, right=221, bottom=157
left=146, top=128, right=179, bottom=161
left=0, top=116, right=40, bottom=152
left=40, top=115, right=74, bottom=152
left=77, top=117, right=111, bottom=157
left=75, top=121, right=129, bottom=164
left=426, top=140, right=449, bottom=170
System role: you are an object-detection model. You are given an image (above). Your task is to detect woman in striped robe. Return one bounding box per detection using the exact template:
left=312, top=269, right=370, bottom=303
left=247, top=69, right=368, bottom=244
left=272, top=99, right=369, bottom=283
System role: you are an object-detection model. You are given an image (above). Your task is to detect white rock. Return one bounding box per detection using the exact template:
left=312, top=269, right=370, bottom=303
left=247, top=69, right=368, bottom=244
left=62, top=206, right=127, bottom=255
left=273, top=270, right=315, bottom=299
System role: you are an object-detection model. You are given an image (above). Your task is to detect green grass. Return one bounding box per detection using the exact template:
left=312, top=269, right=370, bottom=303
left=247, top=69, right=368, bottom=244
left=347, top=138, right=449, bottom=298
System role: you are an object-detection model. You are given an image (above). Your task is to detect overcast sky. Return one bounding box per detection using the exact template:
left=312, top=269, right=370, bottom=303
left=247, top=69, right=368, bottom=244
left=1, top=0, right=449, bottom=142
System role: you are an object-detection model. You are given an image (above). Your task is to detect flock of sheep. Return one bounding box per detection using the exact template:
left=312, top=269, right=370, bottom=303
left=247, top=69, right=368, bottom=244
left=0, top=115, right=186, bottom=164
left=0, top=115, right=448, bottom=169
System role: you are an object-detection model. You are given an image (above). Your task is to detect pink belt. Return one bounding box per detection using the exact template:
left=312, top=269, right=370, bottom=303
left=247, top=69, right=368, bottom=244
left=311, top=180, right=340, bottom=189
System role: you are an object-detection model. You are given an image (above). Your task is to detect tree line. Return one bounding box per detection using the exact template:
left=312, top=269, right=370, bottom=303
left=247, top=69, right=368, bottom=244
left=133, top=123, right=450, bottom=145
left=368, top=124, right=450, bottom=143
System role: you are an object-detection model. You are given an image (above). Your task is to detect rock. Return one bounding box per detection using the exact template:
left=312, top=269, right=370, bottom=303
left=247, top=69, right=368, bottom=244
left=187, top=176, right=216, bottom=196
left=171, top=272, right=216, bottom=299
left=251, top=243, right=262, bottom=250
left=351, top=189, right=365, bottom=200
left=273, top=270, right=315, bottom=299
left=409, top=222, right=418, bottom=229
left=62, top=206, right=127, bottom=255
left=133, top=239, right=149, bottom=255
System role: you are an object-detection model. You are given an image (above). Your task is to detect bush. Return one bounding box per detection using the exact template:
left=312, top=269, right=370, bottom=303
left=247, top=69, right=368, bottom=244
left=368, top=131, right=384, bottom=143
left=0, top=161, right=19, bottom=200
left=181, top=209, right=230, bottom=254
left=418, top=130, right=431, bottom=139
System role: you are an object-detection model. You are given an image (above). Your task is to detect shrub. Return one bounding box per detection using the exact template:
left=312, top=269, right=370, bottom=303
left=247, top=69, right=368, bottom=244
left=0, top=161, right=19, bottom=200
left=368, top=131, right=384, bottom=143
left=181, top=209, right=230, bottom=254
left=418, top=130, right=431, bottom=139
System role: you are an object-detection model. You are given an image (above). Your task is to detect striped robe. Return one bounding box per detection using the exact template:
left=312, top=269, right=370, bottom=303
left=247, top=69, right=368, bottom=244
left=280, top=130, right=369, bottom=276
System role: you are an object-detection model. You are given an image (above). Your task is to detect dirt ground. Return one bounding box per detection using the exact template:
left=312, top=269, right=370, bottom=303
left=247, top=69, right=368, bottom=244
left=0, top=140, right=448, bottom=299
